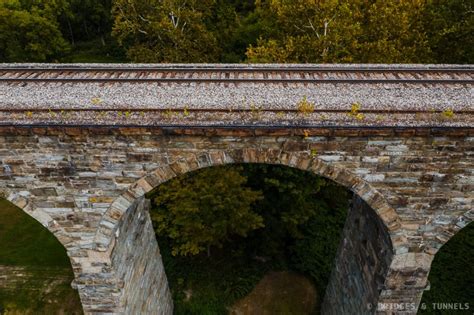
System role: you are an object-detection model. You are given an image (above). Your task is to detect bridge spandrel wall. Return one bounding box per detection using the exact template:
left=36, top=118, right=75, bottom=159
left=0, top=127, right=472, bottom=314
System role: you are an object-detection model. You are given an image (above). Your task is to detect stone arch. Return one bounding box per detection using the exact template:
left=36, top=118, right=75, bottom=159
left=90, top=147, right=402, bottom=314
left=94, top=148, right=401, bottom=252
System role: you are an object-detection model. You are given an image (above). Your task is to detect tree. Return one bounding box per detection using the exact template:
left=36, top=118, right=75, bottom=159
left=240, top=164, right=336, bottom=259
left=206, top=0, right=271, bottom=62
left=112, top=0, right=221, bottom=62
left=112, top=0, right=274, bottom=62
left=59, top=0, right=114, bottom=45
left=418, top=222, right=474, bottom=314
left=356, top=0, right=432, bottom=63
left=290, top=182, right=349, bottom=292
left=151, top=166, right=263, bottom=256
left=246, top=0, right=363, bottom=63
left=244, top=164, right=328, bottom=238
left=246, top=0, right=432, bottom=63
left=423, top=0, right=474, bottom=64
left=0, top=1, right=69, bottom=62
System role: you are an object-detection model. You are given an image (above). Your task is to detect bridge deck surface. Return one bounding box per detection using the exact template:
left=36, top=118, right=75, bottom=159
left=0, top=64, right=472, bottom=127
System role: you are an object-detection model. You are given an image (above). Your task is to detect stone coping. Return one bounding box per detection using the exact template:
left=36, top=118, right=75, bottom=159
left=0, top=125, right=472, bottom=137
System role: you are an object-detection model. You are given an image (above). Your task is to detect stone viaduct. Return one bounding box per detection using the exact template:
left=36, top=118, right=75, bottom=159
left=0, top=64, right=472, bottom=314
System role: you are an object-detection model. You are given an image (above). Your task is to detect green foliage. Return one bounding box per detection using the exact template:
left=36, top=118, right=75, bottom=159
left=158, top=237, right=268, bottom=315
left=57, top=0, right=126, bottom=62
left=209, top=0, right=269, bottom=62
left=1, top=0, right=472, bottom=63
left=423, top=0, right=474, bottom=64
left=356, top=0, right=432, bottom=63
left=243, top=164, right=349, bottom=293
left=441, top=108, right=454, bottom=119
left=151, top=166, right=263, bottom=256
left=0, top=267, right=83, bottom=314
left=419, top=222, right=473, bottom=314
left=0, top=2, right=69, bottom=62
left=246, top=0, right=432, bottom=63
left=59, top=0, right=113, bottom=42
left=111, top=0, right=269, bottom=62
left=297, top=96, right=315, bottom=117
left=0, top=0, right=125, bottom=62
left=348, top=102, right=364, bottom=120
left=246, top=0, right=363, bottom=63
left=290, top=183, right=349, bottom=293
left=149, top=164, right=349, bottom=313
left=243, top=164, right=328, bottom=240
left=112, top=0, right=221, bottom=62
left=64, top=38, right=126, bottom=63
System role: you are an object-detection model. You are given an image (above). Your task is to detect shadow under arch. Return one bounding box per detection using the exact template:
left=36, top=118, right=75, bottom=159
left=95, top=148, right=402, bottom=252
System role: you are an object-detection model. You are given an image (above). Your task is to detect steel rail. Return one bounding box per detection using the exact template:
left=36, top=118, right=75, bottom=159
left=0, top=66, right=473, bottom=73
left=1, top=77, right=473, bottom=84
left=1, top=108, right=473, bottom=114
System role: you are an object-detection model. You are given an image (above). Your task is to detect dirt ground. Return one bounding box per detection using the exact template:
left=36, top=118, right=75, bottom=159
left=230, top=271, right=318, bottom=315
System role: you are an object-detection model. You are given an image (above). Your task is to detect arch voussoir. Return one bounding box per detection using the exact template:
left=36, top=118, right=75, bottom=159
left=143, top=165, right=177, bottom=188
left=169, top=157, right=197, bottom=175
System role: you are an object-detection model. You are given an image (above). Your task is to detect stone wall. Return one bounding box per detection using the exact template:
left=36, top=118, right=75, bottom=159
left=111, top=197, right=172, bottom=314
left=322, top=195, right=394, bottom=315
left=376, top=252, right=433, bottom=314
left=0, top=126, right=471, bottom=314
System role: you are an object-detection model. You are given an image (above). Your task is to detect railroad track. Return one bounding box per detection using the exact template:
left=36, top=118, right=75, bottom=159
left=1, top=107, right=473, bottom=114
left=1, top=66, right=473, bottom=84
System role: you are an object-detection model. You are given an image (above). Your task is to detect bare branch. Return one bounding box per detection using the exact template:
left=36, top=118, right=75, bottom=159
left=138, top=14, right=151, bottom=23
left=306, top=19, right=320, bottom=38
left=169, top=11, right=179, bottom=28
left=323, top=13, right=337, bottom=37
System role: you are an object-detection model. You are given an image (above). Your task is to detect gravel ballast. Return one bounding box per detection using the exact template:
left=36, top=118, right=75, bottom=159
left=0, top=64, right=472, bottom=127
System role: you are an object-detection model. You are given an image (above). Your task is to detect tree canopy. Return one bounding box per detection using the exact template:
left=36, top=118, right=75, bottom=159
left=149, top=164, right=350, bottom=301
left=423, top=0, right=474, bottom=64
left=112, top=0, right=221, bottom=62
left=246, top=0, right=432, bottom=63
left=0, top=0, right=471, bottom=63
left=0, top=0, right=69, bottom=62
left=150, top=166, right=263, bottom=256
